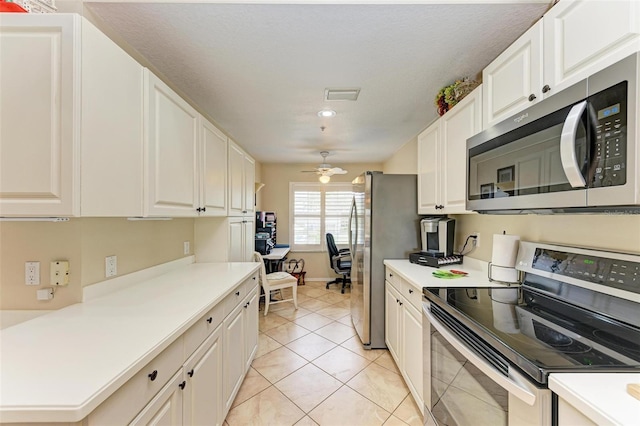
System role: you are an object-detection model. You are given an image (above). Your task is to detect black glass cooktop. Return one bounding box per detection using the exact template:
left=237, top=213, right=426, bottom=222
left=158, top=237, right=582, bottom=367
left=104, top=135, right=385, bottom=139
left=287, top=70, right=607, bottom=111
left=423, top=285, right=640, bottom=384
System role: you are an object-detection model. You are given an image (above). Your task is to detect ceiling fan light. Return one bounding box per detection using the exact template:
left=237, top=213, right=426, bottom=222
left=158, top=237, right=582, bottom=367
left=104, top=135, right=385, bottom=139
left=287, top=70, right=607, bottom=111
left=319, top=175, right=331, bottom=184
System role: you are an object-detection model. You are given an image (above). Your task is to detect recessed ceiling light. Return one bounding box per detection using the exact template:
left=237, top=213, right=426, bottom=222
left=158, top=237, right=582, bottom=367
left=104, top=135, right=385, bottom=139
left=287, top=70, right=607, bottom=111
left=317, top=109, right=336, bottom=118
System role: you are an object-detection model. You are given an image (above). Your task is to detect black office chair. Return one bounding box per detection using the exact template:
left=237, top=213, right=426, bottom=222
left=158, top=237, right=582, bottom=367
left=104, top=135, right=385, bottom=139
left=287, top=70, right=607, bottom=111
left=326, top=233, right=351, bottom=294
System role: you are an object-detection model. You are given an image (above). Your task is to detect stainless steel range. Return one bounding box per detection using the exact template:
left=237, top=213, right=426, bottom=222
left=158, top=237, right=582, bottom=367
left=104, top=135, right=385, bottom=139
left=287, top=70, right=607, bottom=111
left=422, top=242, right=640, bottom=426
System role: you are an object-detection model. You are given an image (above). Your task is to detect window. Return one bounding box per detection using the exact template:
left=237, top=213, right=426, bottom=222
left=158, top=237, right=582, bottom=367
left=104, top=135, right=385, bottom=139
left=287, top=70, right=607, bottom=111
left=290, top=182, right=353, bottom=251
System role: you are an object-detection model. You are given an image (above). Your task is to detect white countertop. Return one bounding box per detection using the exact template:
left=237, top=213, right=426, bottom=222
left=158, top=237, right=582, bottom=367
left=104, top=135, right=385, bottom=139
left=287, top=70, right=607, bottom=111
left=550, top=373, right=640, bottom=425
left=384, top=257, right=512, bottom=290
left=0, top=262, right=260, bottom=423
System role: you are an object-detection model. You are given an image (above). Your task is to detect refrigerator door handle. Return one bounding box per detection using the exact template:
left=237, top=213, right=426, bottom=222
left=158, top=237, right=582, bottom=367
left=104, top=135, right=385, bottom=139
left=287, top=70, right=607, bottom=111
left=349, top=197, right=357, bottom=257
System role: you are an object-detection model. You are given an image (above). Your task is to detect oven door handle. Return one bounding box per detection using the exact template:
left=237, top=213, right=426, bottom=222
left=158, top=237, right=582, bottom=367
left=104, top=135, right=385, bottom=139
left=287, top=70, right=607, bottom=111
left=560, top=100, right=587, bottom=188
left=424, top=306, right=538, bottom=406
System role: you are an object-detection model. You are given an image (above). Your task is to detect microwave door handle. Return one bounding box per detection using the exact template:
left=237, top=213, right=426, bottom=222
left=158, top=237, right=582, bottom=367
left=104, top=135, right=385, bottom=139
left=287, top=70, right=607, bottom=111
left=424, top=306, right=537, bottom=406
left=560, top=100, right=587, bottom=188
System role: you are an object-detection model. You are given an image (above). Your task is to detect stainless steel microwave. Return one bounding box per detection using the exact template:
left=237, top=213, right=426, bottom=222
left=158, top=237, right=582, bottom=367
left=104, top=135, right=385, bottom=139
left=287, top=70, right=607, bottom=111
left=467, top=52, right=639, bottom=214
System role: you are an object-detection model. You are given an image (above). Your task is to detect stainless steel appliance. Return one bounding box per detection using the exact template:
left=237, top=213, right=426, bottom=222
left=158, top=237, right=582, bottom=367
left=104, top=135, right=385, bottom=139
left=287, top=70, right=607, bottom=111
left=420, top=217, right=456, bottom=257
left=422, top=242, right=640, bottom=425
left=467, top=52, right=639, bottom=213
left=349, top=172, right=421, bottom=349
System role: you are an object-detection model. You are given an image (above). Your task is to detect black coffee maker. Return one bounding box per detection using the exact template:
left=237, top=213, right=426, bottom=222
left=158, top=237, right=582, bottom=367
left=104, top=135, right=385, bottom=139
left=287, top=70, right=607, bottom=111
left=409, top=217, right=461, bottom=267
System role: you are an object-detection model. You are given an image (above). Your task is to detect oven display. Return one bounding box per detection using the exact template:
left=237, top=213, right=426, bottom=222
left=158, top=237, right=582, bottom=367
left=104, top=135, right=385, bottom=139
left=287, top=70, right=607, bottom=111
left=532, top=248, right=639, bottom=295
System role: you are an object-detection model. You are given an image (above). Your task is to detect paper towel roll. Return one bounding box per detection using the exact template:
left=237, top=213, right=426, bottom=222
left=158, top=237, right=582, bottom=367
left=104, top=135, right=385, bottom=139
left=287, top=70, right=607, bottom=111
left=491, top=287, right=519, bottom=304
left=490, top=266, right=519, bottom=284
left=492, top=234, right=520, bottom=267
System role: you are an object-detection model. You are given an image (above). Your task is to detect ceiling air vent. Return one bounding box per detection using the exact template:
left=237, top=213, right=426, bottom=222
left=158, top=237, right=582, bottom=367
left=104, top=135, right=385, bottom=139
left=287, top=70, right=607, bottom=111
left=325, top=88, right=360, bottom=101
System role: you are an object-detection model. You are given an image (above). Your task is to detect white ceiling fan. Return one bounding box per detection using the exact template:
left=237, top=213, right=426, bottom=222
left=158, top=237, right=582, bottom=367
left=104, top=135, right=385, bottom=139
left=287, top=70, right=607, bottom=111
left=301, top=151, right=348, bottom=183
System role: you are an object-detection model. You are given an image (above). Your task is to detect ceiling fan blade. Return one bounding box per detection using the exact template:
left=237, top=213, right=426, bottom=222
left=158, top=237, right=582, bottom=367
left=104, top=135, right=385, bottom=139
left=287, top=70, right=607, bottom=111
left=300, top=170, right=319, bottom=173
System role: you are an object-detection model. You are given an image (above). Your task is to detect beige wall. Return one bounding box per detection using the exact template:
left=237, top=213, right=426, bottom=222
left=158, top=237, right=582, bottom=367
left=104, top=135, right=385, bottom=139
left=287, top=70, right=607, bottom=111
left=383, top=136, right=640, bottom=260
left=383, top=136, right=418, bottom=175
left=260, top=162, right=382, bottom=280
left=0, top=219, right=194, bottom=310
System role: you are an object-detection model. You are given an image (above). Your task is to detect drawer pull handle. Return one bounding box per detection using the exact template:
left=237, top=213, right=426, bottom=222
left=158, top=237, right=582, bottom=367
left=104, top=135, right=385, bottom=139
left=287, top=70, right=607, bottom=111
left=542, top=84, right=551, bottom=93
left=179, top=381, right=186, bottom=390
left=148, top=370, right=158, bottom=381
left=528, top=93, right=537, bottom=102
left=399, top=301, right=403, bottom=306
left=253, top=276, right=256, bottom=280
left=389, top=273, right=393, bottom=277
left=236, top=291, right=240, bottom=296
left=188, top=369, right=194, bottom=377
left=206, top=317, right=213, bottom=324
left=409, top=289, right=413, bottom=294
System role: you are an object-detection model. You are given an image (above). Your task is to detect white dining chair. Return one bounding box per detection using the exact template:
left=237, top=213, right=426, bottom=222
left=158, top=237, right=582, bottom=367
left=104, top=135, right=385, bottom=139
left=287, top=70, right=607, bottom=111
left=253, top=252, right=298, bottom=316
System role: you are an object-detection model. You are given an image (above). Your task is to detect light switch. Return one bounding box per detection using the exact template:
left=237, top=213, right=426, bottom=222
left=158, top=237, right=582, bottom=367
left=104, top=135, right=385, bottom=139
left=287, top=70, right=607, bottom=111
left=50, top=260, right=70, bottom=286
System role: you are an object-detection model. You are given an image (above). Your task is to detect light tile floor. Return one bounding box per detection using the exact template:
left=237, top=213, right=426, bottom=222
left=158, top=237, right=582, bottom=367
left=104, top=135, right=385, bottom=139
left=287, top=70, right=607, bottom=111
left=224, top=280, right=424, bottom=426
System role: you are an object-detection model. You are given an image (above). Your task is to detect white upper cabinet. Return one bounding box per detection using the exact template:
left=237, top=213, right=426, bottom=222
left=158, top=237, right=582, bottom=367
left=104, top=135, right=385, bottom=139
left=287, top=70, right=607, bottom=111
left=483, top=20, right=543, bottom=129
left=543, top=0, right=640, bottom=95
left=228, top=140, right=255, bottom=217
left=0, top=14, right=143, bottom=217
left=418, top=87, right=481, bottom=215
left=200, top=119, right=228, bottom=216
left=483, top=0, right=640, bottom=130
left=144, top=69, right=199, bottom=217
left=417, top=121, right=440, bottom=213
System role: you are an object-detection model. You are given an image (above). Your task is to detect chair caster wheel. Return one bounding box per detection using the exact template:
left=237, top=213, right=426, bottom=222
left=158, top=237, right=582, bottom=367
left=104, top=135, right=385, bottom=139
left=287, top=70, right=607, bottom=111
left=341, top=289, right=345, bottom=294
left=326, top=284, right=330, bottom=289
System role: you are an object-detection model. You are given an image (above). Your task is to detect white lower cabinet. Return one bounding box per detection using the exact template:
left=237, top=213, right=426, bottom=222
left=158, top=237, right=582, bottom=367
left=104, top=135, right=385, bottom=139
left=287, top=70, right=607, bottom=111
left=556, top=396, right=596, bottom=426
left=130, top=369, right=185, bottom=426
left=86, top=274, right=259, bottom=426
left=223, top=284, right=259, bottom=416
left=183, top=325, right=223, bottom=426
left=385, top=268, right=424, bottom=414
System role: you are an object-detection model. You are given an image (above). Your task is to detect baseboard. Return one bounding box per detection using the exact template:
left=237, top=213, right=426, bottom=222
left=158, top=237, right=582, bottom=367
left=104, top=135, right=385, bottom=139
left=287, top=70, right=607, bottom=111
left=83, top=256, right=195, bottom=301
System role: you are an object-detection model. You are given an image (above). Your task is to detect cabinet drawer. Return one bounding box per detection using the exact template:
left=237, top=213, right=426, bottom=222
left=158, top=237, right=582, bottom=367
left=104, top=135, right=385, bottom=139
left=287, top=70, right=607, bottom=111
left=184, top=301, right=225, bottom=358
left=400, top=279, right=423, bottom=312
left=223, top=281, right=247, bottom=316
left=88, top=336, right=184, bottom=426
left=385, top=268, right=401, bottom=291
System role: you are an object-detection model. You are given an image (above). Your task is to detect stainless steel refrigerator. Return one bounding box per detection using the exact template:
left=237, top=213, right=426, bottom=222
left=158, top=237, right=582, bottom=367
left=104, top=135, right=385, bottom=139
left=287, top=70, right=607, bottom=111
left=349, top=172, right=421, bottom=349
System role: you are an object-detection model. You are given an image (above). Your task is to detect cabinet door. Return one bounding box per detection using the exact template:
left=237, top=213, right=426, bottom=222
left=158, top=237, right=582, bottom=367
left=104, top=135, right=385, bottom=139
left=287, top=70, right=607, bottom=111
left=243, top=287, right=259, bottom=371
left=228, top=141, right=245, bottom=216
left=144, top=70, right=199, bottom=217
left=385, top=282, right=401, bottom=364
left=223, top=303, right=245, bottom=416
left=482, top=20, right=543, bottom=129
left=243, top=154, right=256, bottom=215
left=80, top=19, right=143, bottom=217
left=402, top=303, right=423, bottom=412
left=242, top=218, right=255, bottom=262
left=417, top=121, right=440, bottom=214
left=228, top=218, right=244, bottom=262
left=183, top=325, right=223, bottom=426
left=129, top=369, right=184, bottom=426
left=440, top=87, right=482, bottom=213
left=543, top=0, right=640, bottom=97
left=0, top=14, right=78, bottom=216
left=200, top=119, right=227, bottom=216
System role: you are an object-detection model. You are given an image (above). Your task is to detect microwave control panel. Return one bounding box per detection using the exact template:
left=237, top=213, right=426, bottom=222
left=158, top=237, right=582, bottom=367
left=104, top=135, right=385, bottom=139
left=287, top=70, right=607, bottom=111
left=591, top=81, right=627, bottom=188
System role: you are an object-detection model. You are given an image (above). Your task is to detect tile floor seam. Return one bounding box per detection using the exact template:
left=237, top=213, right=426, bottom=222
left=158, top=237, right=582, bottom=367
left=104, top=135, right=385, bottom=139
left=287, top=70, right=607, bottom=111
left=344, top=379, right=410, bottom=417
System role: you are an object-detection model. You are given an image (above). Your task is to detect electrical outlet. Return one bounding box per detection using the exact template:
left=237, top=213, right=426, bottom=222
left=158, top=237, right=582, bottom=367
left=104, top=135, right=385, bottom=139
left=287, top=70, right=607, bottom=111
left=50, top=260, right=70, bottom=286
left=105, top=255, right=117, bottom=277
left=25, top=262, right=40, bottom=285
left=184, top=241, right=190, bottom=255
left=473, top=232, right=481, bottom=248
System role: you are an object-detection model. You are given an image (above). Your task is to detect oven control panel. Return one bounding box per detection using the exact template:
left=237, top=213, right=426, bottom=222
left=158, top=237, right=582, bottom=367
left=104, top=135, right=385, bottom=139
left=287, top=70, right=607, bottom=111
left=517, top=242, right=640, bottom=296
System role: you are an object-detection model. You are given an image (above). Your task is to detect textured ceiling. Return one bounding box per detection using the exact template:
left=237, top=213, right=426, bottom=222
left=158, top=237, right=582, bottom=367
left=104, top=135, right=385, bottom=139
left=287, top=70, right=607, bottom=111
left=86, top=1, right=550, bottom=165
